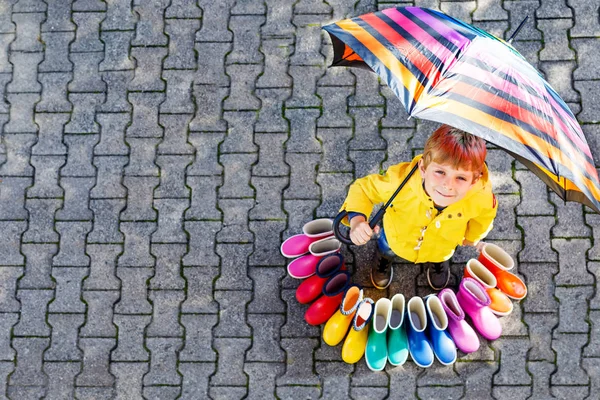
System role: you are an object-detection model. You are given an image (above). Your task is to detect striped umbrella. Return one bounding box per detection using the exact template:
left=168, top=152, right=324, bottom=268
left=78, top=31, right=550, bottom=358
left=323, top=6, right=600, bottom=213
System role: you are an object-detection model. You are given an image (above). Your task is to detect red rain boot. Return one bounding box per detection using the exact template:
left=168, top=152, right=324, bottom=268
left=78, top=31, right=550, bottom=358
left=305, top=271, right=350, bottom=326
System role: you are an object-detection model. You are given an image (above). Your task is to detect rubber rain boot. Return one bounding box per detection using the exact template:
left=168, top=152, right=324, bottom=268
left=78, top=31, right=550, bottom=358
left=387, top=293, right=409, bottom=366
left=438, top=288, right=479, bottom=354
left=464, top=258, right=513, bottom=316
left=478, top=243, right=527, bottom=300
left=323, top=285, right=362, bottom=346
left=406, top=296, right=434, bottom=368
left=425, top=295, right=457, bottom=365
left=305, top=271, right=350, bottom=326
left=296, top=253, right=344, bottom=304
left=456, top=278, right=502, bottom=340
left=342, top=298, right=374, bottom=364
left=365, top=298, right=391, bottom=371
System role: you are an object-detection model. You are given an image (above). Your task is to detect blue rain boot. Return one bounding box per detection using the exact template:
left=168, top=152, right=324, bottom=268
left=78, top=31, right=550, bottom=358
left=365, top=297, right=391, bottom=371
left=425, top=295, right=457, bottom=365
left=406, top=296, right=434, bottom=368
left=387, top=293, right=409, bottom=366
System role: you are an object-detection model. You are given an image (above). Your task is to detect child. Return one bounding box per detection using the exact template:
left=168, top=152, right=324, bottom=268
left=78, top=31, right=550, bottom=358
left=341, top=125, right=497, bottom=290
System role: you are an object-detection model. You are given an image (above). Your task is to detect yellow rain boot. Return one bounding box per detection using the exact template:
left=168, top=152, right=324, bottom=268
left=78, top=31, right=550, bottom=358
left=341, top=297, right=374, bottom=364
left=323, top=286, right=362, bottom=346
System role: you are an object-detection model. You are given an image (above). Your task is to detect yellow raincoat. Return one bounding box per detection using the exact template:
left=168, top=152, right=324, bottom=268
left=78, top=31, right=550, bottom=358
left=340, top=155, right=497, bottom=263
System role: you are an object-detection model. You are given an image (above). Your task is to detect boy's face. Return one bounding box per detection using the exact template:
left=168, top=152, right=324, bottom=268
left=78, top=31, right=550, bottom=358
left=419, top=159, right=479, bottom=207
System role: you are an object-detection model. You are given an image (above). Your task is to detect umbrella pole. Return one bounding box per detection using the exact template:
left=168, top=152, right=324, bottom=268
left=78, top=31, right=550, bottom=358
left=507, top=16, right=529, bottom=44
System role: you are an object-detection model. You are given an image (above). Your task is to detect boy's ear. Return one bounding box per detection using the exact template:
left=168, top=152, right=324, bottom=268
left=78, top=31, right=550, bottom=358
left=418, top=159, right=426, bottom=177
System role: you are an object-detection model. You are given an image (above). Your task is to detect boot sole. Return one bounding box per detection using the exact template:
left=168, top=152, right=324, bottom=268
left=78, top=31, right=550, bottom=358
left=371, top=268, right=393, bottom=290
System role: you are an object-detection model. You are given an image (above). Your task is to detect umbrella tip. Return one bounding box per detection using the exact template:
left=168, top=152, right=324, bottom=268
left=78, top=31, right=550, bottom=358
left=507, top=15, right=529, bottom=44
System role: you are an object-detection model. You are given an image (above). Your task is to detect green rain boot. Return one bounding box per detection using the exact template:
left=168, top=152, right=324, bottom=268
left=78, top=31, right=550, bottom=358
left=387, top=293, right=409, bottom=366
left=365, top=297, right=391, bottom=371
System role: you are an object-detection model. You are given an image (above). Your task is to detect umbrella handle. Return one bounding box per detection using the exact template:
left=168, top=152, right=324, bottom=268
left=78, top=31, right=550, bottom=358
left=333, top=208, right=387, bottom=246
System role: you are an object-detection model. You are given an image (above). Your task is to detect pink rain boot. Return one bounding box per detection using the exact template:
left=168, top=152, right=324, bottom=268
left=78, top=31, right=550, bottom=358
left=456, top=278, right=502, bottom=341
left=438, top=288, right=479, bottom=353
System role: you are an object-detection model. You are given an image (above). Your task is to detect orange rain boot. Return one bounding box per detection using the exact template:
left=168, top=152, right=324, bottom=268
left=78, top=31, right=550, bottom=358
left=464, top=259, right=513, bottom=316
left=478, top=244, right=527, bottom=300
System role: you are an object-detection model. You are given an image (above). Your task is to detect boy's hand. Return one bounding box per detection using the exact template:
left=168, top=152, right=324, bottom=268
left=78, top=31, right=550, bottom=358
left=349, top=216, right=380, bottom=246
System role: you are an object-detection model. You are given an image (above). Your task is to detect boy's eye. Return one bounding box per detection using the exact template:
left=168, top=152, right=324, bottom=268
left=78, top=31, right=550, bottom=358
left=457, top=176, right=467, bottom=181
left=435, top=170, right=444, bottom=175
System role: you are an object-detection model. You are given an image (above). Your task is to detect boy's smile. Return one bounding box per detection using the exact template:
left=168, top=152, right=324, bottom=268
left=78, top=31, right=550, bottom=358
left=419, top=160, right=479, bottom=207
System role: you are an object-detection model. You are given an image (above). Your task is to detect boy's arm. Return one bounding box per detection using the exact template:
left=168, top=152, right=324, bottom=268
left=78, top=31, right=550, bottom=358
left=463, top=193, right=498, bottom=247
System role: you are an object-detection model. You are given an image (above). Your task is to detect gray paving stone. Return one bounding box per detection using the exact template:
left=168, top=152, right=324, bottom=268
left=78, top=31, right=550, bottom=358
left=316, top=128, right=352, bottom=173
left=76, top=338, right=116, bottom=387
left=7, top=52, right=42, bottom=93
left=119, top=222, right=156, bottom=267
left=88, top=200, right=126, bottom=244
left=552, top=333, right=589, bottom=385
left=223, top=64, right=262, bottom=111
left=209, top=386, right=247, bottom=400
left=590, top=262, right=600, bottom=308
left=111, top=362, right=148, bottom=400
left=182, top=221, right=221, bottom=267
left=553, top=238, right=594, bottom=285
left=49, top=267, right=87, bottom=313
left=520, top=263, right=558, bottom=313
left=13, top=0, right=46, bottom=13
left=276, top=385, right=320, bottom=400
left=257, top=39, right=293, bottom=89
left=485, top=195, right=520, bottom=240
left=185, top=176, right=220, bottom=220
left=4, top=94, right=38, bottom=133
left=98, top=71, right=134, bottom=113
left=73, top=0, right=105, bottom=11
left=188, top=132, right=224, bottom=175
left=215, top=199, right=255, bottom=243
left=40, top=32, right=73, bottom=72
left=349, top=71, right=384, bottom=108
left=0, top=362, right=14, bottom=399
left=349, top=107, right=387, bottom=150
left=45, top=314, right=85, bottom=361
left=114, top=267, right=153, bottom=314
left=380, top=128, right=416, bottom=169
left=440, top=0, right=476, bottom=22
left=194, top=42, right=230, bottom=87
left=44, top=362, right=80, bottom=400
left=231, top=0, right=265, bottom=14
left=282, top=199, right=320, bottom=239
left=538, top=19, right=575, bottom=61
left=111, top=315, right=151, bottom=362
left=99, top=31, right=135, bottom=72
left=213, top=290, right=252, bottom=337
left=160, top=70, right=194, bottom=114
left=349, top=149, right=387, bottom=181
left=453, top=360, right=496, bottom=398
left=121, top=176, right=159, bottom=221
left=551, top=385, right=589, bottom=400
left=284, top=153, right=321, bottom=199
left=244, top=362, right=284, bottom=400
left=83, top=245, right=121, bottom=291
left=536, top=0, right=571, bottom=18
left=154, top=156, right=192, bottom=199
left=492, top=337, right=532, bottom=385
left=19, top=244, right=54, bottom=290
left=514, top=170, right=554, bottom=215
left=131, top=0, right=169, bottom=46
left=584, top=357, right=600, bottom=399
left=249, top=220, right=287, bottom=266
left=56, top=177, right=94, bottom=220
left=11, top=12, right=44, bottom=52
left=286, top=66, right=323, bottom=108
left=157, top=114, right=194, bottom=155
left=551, top=193, right=591, bottom=237
left=568, top=0, right=600, bottom=37
left=52, top=221, right=92, bottom=266
left=13, top=289, right=53, bottom=336
left=0, top=73, right=9, bottom=112
left=36, top=73, right=72, bottom=113
left=146, top=290, right=185, bottom=337
left=80, top=291, right=119, bottom=338
left=527, top=360, right=555, bottom=399
left=166, top=0, right=202, bottom=18
left=0, top=313, right=17, bottom=361
left=68, top=52, right=105, bottom=92
left=227, top=15, right=265, bottom=65
left=539, top=62, right=578, bottom=105
left=28, top=156, right=64, bottom=198
left=555, top=286, right=593, bottom=334
left=32, top=114, right=67, bottom=156
left=102, top=0, right=136, bottom=31
left=291, top=15, right=327, bottom=66
left=22, top=199, right=60, bottom=244
left=142, top=386, right=181, bottom=400
left=71, top=12, right=104, bottom=52
left=262, top=0, right=294, bottom=37
left=0, top=133, right=35, bottom=176
left=284, top=108, right=321, bottom=153
left=256, top=89, right=291, bottom=133
left=246, top=313, right=285, bottom=362
left=180, top=314, right=218, bottom=362
left=280, top=289, right=320, bottom=338
left=144, top=338, right=183, bottom=386
left=575, top=80, right=600, bottom=124
left=152, top=199, right=188, bottom=243
left=75, top=387, right=115, bottom=400
left=277, top=337, right=320, bottom=385
left=128, top=47, right=167, bottom=92
left=584, top=310, right=600, bottom=357
left=127, top=94, right=164, bottom=138
left=9, top=337, right=48, bottom=386
left=318, top=86, right=354, bottom=129
left=195, top=0, right=234, bottom=42
left=64, top=94, right=103, bottom=133
left=0, top=221, right=26, bottom=264
left=316, top=172, right=354, bottom=218
left=181, top=267, right=219, bottom=313
left=149, top=244, right=186, bottom=290
left=518, top=216, right=557, bottom=262
left=58, top=137, right=99, bottom=178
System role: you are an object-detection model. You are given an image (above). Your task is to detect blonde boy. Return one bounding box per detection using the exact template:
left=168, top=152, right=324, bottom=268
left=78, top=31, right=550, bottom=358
left=342, top=125, right=497, bottom=290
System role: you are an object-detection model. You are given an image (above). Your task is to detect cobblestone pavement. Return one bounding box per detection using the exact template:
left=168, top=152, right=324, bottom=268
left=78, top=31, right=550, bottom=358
left=0, top=0, right=599, bottom=399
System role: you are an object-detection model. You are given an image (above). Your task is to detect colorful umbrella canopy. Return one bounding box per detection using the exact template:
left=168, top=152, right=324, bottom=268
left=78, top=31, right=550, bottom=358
left=323, top=6, right=600, bottom=213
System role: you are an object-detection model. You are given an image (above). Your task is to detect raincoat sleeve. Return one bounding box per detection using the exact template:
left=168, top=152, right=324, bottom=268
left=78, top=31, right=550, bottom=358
left=464, top=192, right=498, bottom=243
left=338, top=165, right=403, bottom=226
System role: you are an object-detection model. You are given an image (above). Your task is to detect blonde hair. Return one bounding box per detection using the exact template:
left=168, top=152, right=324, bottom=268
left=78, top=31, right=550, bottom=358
left=422, top=125, right=487, bottom=176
